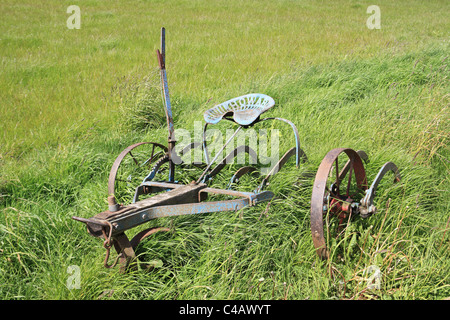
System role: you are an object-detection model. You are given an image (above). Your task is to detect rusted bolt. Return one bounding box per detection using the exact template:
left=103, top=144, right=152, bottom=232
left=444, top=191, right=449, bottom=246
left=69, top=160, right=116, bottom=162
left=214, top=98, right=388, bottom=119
left=108, top=195, right=120, bottom=212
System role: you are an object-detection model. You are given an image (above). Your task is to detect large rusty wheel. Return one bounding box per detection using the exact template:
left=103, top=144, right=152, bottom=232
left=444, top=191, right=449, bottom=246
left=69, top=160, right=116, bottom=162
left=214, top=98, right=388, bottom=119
left=108, top=142, right=168, bottom=205
left=310, top=148, right=369, bottom=259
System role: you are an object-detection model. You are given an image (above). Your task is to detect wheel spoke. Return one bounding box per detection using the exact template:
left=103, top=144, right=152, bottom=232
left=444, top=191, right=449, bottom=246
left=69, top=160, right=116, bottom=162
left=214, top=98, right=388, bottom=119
left=108, top=142, right=168, bottom=204
left=346, top=159, right=353, bottom=197
left=335, top=158, right=339, bottom=190
left=128, top=151, right=139, bottom=166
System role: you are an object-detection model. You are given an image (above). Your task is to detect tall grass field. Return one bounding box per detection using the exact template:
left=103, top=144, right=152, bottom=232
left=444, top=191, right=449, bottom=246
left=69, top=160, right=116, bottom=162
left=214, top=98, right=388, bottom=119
left=0, top=0, right=449, bottom=300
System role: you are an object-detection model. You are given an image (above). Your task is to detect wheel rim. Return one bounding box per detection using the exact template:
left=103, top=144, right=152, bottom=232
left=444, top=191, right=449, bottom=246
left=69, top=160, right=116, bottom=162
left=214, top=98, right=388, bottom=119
left=108, top=142, right=168, bottom=204
left=310, top=148, right=368, bottom=259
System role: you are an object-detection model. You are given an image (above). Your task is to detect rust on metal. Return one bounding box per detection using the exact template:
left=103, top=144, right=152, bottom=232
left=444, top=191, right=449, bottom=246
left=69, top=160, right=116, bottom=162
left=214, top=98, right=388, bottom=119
left=107, top=141, right=167, bottom=196
left=73, top=27, right=305, bottom=272
left=310, top=148, right=368, bottom=259
left=310, top=148, right=401, bottom=259
left=74, top=27, right=404, bottom=271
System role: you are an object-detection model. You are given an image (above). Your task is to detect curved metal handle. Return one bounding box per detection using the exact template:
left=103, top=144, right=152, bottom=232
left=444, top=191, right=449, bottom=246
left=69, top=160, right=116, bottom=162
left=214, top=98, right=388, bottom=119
left=360, top=161, right=401, bottom=217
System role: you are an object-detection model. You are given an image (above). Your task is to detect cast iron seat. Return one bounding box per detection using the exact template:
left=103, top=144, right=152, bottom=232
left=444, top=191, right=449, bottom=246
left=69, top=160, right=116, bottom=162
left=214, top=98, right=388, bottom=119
left=200, top=93, right=304, bottom=190
left=204, top=93, right=275, bottom=127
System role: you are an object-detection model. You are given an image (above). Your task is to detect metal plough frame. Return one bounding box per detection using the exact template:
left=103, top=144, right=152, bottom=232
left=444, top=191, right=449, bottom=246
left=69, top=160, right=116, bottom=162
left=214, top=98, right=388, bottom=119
left=72, top=28, right=306, bottom=272
left=73, top=28, right=402, bottom=271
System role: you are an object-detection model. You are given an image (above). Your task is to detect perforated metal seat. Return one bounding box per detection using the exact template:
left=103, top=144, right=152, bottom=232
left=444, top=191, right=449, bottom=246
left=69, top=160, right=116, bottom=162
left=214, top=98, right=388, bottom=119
left=204, top=93, right=275, bottom=126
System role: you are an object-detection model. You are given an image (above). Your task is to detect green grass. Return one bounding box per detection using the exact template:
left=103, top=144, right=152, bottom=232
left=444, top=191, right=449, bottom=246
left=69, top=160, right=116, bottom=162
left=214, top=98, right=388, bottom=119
left=1, top=0, right=449, bottom=157
left=0, top=0, right=449, bottom=300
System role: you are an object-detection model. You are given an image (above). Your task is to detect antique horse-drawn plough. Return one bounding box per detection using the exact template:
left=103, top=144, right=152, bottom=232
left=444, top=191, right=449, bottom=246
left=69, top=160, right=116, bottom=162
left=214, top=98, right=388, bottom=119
left=73, top=28, right=401, bottom=272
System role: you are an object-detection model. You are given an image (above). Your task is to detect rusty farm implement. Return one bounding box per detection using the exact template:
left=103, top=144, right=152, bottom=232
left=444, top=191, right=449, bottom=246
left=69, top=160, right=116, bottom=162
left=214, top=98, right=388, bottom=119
left=73, top=28, right=401, bottom=271
left=72, top=28, right=305, bottom=271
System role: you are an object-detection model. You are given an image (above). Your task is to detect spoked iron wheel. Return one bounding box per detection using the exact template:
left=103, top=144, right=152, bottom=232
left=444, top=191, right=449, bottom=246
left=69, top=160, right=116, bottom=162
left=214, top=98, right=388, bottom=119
left=108, top=142, right=168, bottom=205
left=310, top=148, right=369, bottom=259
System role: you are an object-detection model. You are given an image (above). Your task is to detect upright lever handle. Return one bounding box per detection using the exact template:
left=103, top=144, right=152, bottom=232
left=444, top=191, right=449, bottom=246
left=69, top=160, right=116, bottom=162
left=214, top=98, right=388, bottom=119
left=156, top=27, right=175, bottom=182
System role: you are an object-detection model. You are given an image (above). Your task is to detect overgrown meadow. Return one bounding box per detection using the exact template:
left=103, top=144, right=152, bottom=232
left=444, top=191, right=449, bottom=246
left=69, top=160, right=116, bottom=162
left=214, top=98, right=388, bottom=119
left=0, top=0, right=448, bottom=300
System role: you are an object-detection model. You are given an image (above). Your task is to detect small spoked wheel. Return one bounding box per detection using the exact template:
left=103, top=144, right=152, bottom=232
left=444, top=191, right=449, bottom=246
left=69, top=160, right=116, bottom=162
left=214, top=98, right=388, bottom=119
left=310, top=148, right=369, bottom=259
left=108, top=142, right=168, bottom=205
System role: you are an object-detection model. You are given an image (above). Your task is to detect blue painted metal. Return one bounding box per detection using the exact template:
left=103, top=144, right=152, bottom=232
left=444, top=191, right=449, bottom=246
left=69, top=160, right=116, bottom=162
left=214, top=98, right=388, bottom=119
left=204, top=94, right=275, bottom=126
left=259, top=117, right=303, bottom=168
left=77, top=187, right=274, bottom=237
left=72, top=28, right=306, bottom=272
left=157, top=27, right=175, bottom=182
left=196, top=126, right=242, bottom=183
left=359, top=161, right=401, bottom=217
